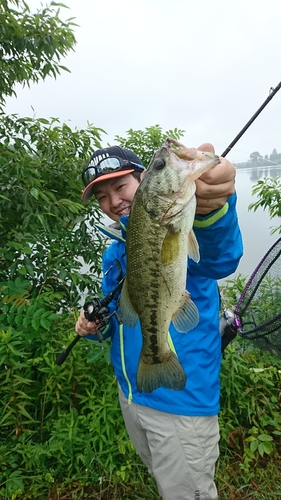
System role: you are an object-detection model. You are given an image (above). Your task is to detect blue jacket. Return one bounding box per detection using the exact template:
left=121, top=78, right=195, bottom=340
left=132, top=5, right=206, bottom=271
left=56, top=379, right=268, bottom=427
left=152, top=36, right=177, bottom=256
left=87, top=193, right=243, bottom=416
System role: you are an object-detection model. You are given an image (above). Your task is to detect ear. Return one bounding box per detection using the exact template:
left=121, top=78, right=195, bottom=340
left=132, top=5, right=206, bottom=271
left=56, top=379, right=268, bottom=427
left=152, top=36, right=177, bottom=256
left=197, top=143, right=215, bottom=153
left=140, top=170, right=146, bottom=180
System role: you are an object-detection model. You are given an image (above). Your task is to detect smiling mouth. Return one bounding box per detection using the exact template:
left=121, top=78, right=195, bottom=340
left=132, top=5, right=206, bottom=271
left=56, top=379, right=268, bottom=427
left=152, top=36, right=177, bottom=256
left=117, top=206, right=131, bottom=216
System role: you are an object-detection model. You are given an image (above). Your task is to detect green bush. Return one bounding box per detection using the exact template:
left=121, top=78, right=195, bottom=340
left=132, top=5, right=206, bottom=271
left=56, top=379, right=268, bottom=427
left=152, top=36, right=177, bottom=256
left=0, top=115, right=107, bottom=307
left=0, top=321, right=140, bottom=499
left=1, top=266, right=281, bottom=498
left=219, top=276, right=281, bottom=475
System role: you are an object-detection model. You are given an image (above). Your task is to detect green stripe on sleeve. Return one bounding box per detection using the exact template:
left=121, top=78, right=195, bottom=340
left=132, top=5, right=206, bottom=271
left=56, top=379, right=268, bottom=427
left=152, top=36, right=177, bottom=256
left=193, top=202, right=229, bottom=228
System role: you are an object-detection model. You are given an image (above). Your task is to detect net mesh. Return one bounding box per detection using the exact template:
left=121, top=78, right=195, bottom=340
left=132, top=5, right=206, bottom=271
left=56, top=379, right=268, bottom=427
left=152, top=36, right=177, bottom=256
left=234, top=237, right=281, bottom=357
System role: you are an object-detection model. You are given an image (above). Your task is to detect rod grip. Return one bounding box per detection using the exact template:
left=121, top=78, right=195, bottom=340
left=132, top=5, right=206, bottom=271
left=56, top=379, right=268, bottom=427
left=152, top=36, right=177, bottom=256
left=55, top=334, right=81, bottom=365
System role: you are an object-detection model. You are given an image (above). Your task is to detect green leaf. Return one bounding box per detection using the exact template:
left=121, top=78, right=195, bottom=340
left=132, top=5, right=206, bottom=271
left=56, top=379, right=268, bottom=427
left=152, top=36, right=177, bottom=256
left=23, top=316, right=31, bottom=328
left=40, top=318, right=51, bottom=330
left=18, top=267, right=27, bottom=276
left=15, top=315, right=23, bottom=326
left=250, top=440, right=259, bottom=452
left=260, top=441, right=273, bottom=455
left=25, top=263, right=35, bottom=277
left=258, top=434, right=273, bottom=442
left=31, top=317, right=40, bottom=330
left=26, top=305, right=37, bottom=317
left=33, top=308, right=46, bottom=319
left=30, top=188, right=39, bottom=199
left=258, top=443, right=265, bottom=457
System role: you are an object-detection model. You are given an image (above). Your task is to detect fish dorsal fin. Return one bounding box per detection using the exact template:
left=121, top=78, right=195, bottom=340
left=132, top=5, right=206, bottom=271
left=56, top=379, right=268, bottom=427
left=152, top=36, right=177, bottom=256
left=161, top=230, right=180, bottom=265
left=172, top=291, right=199, bottom=332
left=188, top=229, right=200, bottom=263
left=119, top=278, right=139, bottom=327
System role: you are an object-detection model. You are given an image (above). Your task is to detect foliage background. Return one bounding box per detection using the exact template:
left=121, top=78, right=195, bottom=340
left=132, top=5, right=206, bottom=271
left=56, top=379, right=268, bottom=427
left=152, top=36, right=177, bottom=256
left=0, top=1, right=281, bottom=499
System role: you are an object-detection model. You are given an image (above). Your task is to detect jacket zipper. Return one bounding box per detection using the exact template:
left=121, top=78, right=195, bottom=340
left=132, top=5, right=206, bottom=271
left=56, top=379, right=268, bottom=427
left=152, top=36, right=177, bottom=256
left=119, top=324, right=133, bottom=404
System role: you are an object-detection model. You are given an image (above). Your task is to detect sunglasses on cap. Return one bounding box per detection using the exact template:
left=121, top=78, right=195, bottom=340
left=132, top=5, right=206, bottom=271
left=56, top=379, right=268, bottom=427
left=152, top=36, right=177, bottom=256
left=82, top=156, right=145, bottom=187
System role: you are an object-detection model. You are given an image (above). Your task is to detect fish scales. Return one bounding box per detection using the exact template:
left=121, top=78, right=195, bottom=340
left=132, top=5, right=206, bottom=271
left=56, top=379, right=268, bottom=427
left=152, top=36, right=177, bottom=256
left=120, top=139, right=220, bottom=393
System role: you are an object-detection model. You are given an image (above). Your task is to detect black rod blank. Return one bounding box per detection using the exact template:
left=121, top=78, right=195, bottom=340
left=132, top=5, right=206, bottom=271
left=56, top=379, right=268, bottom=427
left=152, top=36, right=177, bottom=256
left=221, top=82, right=281, bottom=158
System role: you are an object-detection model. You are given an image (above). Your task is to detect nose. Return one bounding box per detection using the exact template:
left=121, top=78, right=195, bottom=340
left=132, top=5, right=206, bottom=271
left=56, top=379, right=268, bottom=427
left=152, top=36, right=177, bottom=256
left=109, top=191, right=122, bottom=207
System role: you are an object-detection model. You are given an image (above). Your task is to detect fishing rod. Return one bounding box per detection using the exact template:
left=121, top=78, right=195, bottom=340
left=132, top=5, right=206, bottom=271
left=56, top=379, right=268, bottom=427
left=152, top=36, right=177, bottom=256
left=55, top=277, right=124, bottom=366
left=221, top=81, right=281, bottom=158
left=56, top=82, right=281, bottom=365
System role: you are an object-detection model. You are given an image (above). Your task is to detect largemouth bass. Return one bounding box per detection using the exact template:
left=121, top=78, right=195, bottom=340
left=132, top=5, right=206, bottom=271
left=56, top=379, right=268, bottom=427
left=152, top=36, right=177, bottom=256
left=120, top=138, right=220, bottom=393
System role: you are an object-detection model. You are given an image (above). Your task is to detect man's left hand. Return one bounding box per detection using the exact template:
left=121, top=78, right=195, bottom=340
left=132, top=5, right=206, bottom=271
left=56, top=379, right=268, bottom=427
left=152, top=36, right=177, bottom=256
left=195, top=143, right=235, bottom=215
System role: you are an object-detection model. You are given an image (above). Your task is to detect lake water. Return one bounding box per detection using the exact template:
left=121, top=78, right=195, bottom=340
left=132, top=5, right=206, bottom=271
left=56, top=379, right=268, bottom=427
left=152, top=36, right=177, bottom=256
left=230, top=165, right=281, bottom=279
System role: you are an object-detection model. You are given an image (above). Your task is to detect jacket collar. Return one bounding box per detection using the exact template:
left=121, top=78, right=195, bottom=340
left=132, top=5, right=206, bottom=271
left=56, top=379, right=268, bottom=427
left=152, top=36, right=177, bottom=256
left=95, top=215, right=128, bottom=242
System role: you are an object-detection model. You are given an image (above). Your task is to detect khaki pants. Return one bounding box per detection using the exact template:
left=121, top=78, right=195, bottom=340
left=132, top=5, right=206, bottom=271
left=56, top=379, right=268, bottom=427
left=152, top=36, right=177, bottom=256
left=118, top=386, right=219, bottom=500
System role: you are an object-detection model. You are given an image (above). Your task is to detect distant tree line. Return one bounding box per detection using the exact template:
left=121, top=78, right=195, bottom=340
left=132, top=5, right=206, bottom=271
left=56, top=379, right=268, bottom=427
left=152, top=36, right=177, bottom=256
left=234, top=148, right=281, bottom=168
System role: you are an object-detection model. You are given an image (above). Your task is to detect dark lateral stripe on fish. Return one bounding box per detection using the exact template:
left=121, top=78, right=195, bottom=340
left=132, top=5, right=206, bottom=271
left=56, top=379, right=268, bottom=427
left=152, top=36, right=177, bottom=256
left=145, top=331, right=162, bottom=363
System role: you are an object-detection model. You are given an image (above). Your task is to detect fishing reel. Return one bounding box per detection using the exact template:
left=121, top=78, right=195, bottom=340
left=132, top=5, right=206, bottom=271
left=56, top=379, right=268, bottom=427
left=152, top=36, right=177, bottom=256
left=55, top=276, right=125, bottom=366
left=83, top=297, right=111, bottom=342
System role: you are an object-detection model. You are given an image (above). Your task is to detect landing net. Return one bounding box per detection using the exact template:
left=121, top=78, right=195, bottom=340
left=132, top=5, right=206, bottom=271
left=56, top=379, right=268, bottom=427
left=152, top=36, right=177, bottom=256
left=234, top=237, right=281, bottom=357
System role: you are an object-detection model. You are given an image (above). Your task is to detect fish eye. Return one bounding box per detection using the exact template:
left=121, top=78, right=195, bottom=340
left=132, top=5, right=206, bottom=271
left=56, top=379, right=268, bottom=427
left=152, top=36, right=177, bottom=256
left=154, top=158, right=166, bottom=171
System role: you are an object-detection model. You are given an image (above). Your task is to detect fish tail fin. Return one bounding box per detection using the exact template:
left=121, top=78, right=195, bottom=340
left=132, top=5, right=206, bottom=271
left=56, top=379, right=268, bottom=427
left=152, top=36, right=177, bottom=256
left=137, top=352, right=186, bottom=393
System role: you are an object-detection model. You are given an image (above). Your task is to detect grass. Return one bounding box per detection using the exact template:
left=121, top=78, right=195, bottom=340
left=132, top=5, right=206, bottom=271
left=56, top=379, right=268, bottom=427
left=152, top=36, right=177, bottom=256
left=217, top=455, right=281, bottom=499
left=1, top=321, right=280, bottom=500
left=2, top=453, right=279, bottom=500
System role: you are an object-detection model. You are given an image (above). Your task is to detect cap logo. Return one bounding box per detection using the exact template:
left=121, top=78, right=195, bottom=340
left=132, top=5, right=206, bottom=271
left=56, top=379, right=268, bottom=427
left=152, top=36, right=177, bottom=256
left=88, top=152, right=110, bottom=167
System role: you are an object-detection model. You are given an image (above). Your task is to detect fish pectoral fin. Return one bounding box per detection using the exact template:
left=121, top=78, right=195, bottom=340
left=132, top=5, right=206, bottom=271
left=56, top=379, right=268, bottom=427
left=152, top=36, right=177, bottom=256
left=119, top=278, right=139, bottom=327
left=188, top=229, right=200, bottom=263
left=161, top=230, right=180, bottom=265
left=172, top=291, right=199, bottom=332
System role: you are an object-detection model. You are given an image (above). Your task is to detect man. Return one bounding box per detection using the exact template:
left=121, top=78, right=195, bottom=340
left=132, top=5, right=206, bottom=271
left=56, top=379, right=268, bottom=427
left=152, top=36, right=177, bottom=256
left=76, top=143, right=243, bottom=500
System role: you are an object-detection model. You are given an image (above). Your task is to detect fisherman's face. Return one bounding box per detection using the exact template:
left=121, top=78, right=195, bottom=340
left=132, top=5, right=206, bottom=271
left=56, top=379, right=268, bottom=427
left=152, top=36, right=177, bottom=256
left=94, top=173, right=143, bottom=221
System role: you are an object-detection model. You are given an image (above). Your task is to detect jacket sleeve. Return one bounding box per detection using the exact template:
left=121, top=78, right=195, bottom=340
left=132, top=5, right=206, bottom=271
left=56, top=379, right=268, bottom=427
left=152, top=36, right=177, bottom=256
left=188, top=192, right=243, bottom=280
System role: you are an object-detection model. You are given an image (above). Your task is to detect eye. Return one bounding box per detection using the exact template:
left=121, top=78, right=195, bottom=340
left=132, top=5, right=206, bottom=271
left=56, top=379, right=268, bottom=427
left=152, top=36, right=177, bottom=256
left=154, top=158, right=165, bottom=171
left=96, top=193, right=106, bottom=202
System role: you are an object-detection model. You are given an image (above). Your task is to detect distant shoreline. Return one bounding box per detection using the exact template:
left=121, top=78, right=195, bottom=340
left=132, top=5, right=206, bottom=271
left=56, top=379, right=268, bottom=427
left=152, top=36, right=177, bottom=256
left=234, top=162, right=281, bottom=169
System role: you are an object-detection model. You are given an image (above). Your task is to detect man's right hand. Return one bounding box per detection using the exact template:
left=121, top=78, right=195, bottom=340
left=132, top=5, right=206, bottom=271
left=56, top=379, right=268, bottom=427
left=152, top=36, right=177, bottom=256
left=75, top=310, right=100, bottom=336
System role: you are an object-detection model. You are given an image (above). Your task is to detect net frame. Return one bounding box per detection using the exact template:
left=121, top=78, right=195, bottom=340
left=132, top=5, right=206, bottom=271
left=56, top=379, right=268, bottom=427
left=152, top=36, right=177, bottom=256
left=234, top=237, right=281, bottom=356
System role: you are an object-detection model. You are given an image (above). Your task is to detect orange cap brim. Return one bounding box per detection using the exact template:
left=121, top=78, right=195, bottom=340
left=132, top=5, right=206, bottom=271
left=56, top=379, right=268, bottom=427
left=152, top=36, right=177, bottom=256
left=82, top=169, right=135, bottom=201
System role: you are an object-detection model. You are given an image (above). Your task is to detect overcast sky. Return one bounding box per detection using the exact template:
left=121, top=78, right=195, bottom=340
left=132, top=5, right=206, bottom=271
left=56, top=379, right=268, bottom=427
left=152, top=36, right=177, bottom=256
left=4, top=0, right=281, bottom=163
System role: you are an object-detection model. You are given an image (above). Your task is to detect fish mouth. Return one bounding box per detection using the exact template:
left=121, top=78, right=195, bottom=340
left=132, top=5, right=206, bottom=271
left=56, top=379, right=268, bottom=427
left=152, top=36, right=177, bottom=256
left=164, top=138, right=184, bottom=150
left=164, top=137, right=195, bottom=157
left=164, top=137, right=215, bottom=163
